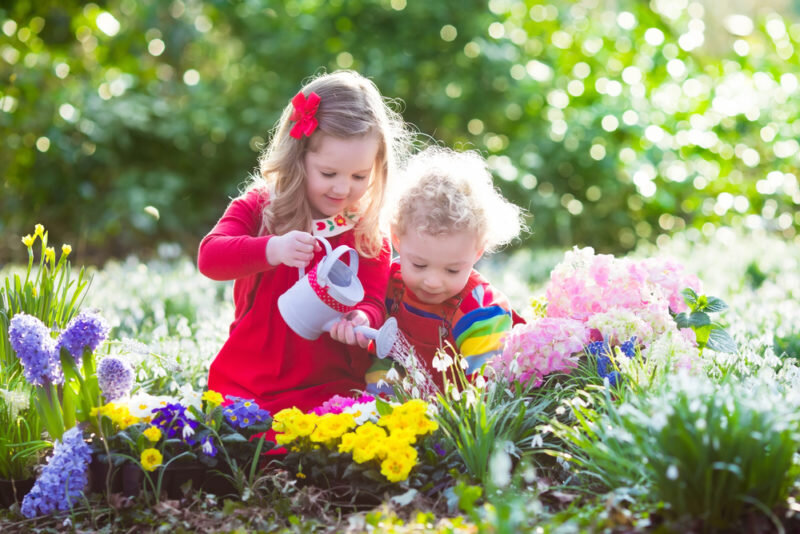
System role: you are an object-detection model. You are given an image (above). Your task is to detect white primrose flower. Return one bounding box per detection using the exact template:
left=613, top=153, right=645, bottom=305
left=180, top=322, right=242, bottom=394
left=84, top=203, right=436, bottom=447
left=127, top=392, right=176, bottom=419
left=343, top=401, right=379, bottom=425
left=178, top=383, right=203, bottom=412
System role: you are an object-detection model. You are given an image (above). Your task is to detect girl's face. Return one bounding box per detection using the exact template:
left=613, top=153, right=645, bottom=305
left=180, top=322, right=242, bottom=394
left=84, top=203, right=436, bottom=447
left=392, top=228, right=483, bottom=305
left=304, top=133, right=380, bottom=218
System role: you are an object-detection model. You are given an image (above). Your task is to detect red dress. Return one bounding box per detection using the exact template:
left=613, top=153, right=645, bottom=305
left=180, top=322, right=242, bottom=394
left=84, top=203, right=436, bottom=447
left=198, top=189, right=391, bottom=415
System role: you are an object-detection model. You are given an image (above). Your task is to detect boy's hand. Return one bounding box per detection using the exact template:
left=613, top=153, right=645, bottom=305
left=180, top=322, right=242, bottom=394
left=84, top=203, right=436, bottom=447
left=328, top=310, right=371, bottom=348
left=266, top=231, right=321, bottom=268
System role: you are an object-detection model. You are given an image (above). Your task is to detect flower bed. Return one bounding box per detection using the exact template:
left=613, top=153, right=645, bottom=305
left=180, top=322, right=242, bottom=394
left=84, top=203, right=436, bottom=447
left=3, top=226, right=800, bottom=533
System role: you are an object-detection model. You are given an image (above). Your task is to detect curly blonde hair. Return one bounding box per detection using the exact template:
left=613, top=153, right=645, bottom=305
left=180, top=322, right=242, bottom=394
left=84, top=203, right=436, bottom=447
left=247, top=70, right=412, bottom=258
left=391, top=147, right=525, bottom=254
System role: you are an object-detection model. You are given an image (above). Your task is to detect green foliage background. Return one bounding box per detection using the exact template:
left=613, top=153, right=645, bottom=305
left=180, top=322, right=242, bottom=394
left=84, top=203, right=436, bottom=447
left=1, top=0, right=799, bottom=263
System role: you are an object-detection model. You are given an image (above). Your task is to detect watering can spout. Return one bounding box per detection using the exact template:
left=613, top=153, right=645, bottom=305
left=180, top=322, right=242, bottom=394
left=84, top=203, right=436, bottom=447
left=320, top=318, right=400, bottom=360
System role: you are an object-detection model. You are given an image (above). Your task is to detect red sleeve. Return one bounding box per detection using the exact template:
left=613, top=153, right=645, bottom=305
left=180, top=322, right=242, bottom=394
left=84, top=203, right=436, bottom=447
left=197, top=190, right=275, bottom=281
left=354, top=237, right=392, bottom=328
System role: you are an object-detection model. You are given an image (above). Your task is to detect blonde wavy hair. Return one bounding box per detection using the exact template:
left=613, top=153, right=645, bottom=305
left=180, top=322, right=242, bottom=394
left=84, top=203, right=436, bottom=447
left=392, top=147, right=525, bottom=254
left=247, top=70, right=411, bottom=258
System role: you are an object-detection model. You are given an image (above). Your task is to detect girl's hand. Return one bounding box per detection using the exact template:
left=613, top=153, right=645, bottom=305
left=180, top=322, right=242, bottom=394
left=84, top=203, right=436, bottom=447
left=328, top=310, right=370, bottom=348
left=266, top=231, right=321, bottom=268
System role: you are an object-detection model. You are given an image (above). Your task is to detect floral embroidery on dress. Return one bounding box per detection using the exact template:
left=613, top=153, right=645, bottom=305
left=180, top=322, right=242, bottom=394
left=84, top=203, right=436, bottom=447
left=312, top=210, right=361, bottom=237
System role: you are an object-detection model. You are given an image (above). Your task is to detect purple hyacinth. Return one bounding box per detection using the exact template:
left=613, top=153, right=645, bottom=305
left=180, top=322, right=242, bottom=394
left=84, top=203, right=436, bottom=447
left=7, top=313, right=62, bottom=386
left=96, top=356, right=134, bottom=401
left=56, top=310, right=109, bottom=364
left=21, top=426, right=91, bottom=518
left=223, top=396, right=270, bottom=429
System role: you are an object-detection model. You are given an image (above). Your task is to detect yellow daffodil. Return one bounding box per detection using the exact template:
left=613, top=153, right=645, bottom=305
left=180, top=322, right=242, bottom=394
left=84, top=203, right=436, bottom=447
left=143, top=426, right=162, bottom=443
left=141, top=448, right=163, bottom=471
left=34, top=224, right=44, bottom=238
left=45, top=247, right=55, bottom=265
left=201, top=390, right=223, bottom=407
left=21, top=234, right=34, bottom=247
left=61, top=244, right=72, bottom=257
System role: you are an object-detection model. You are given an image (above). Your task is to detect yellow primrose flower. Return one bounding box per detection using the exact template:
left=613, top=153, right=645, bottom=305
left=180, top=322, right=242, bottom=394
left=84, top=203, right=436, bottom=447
left=141, top=448, right=163, bottom=471
left=380, top=454, right=414, bottom=483
left=272, top=407, right=303, bottom=432
left=388, top=428, right=417, bottom=445
left=355, top=421, right=387, bottom=440
left=311, top=413, right=356, bottom=443
left=34, top=224, right=44, bottom=238
left=21, top=234, right=35, bottom=247
left=202, top=390, right=223, bottom=407
left=352, top=439, right=385, bottom=464
left=275, top=431, right=299, bottom=446
left=338, top=432, right=357, bottom=454
left=394, top=399, right=428, bottom=417
left=45, top=247, right=55, bottom=265
left=143, top=426, right=162, bottom=443
left=288, top=413, right=317, bottom=437
left=61, top=244, right=72, bottom=257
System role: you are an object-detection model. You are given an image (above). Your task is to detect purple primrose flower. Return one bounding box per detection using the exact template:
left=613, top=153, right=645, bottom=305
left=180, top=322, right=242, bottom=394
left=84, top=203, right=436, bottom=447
left=223, top=396, right=270, bottom=429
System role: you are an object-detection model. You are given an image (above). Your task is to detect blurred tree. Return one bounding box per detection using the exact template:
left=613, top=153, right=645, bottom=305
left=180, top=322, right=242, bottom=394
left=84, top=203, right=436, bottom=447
left=1, top=0, right=799, bottom=265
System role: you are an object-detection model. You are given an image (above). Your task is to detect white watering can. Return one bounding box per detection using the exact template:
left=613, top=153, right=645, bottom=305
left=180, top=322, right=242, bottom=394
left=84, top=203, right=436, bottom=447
left=278, top=236, right=365, bottom=340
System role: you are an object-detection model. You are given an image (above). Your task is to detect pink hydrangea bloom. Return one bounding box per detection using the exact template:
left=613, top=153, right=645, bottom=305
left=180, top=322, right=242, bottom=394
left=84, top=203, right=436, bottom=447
left=493, top=318, right=591, bottom=386
left=546, top=247, right=701, bottom=332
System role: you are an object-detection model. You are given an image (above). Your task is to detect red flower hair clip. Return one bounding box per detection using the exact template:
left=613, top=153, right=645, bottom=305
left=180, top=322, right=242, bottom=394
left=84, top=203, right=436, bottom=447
left=289, top=91, right=321, bottom=139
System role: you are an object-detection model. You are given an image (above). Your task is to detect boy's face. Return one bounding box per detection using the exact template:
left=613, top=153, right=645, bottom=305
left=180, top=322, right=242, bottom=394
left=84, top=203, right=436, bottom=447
left=392, top=228, right=483, bottom=305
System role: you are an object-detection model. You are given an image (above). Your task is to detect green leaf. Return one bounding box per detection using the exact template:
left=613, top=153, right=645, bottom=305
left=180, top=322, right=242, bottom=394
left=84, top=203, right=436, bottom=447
left=221, top=432, right=248, bottom=443
left=455, top=481, right=482, bottom=513
left=702, top=297, right=729, bottom=313
left=688, top=311, right=711, bottom=327
left=706, top=328, right=737, bottom=354
left=681, top=287, right=698, bottom=306
left=675, top=312, right=690, bottom=329
left=375, top=396, right=393, bottom=416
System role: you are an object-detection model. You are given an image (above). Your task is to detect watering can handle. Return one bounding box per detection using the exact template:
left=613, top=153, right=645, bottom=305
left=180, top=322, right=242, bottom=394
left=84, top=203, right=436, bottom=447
left=298, top=236, right=333, bottom=278
left=317, top=245, right=359, bottom=287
